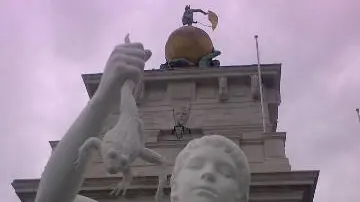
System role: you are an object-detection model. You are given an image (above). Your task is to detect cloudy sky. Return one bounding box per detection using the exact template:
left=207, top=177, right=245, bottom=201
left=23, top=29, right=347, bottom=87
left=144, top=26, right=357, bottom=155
left=1, top=0, right=360, bottom=201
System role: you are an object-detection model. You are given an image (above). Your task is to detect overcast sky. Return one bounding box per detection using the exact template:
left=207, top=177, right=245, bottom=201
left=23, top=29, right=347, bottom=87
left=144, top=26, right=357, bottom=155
left=1, top=0, right=360, bottom=201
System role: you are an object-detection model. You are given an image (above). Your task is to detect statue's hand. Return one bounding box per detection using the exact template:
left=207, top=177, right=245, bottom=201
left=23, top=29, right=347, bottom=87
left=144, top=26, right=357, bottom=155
left=95, top=34, right=152, bottom=100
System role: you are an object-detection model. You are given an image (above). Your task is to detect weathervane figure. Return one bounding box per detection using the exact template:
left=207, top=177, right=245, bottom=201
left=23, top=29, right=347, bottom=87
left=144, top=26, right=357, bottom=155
left=182, top=5, right=207, bottom=26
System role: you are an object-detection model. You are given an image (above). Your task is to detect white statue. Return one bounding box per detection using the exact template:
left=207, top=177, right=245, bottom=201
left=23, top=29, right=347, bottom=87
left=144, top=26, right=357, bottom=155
left=74, top=36, right=168, bottom=199
left=170, top=135, right=251, bottom=202
left=34, top=34, right=154, bottom=202
left=34, top=35, right=250, bottom=202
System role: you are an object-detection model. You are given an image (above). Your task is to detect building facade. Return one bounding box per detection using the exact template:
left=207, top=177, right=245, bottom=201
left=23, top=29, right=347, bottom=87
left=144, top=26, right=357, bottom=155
left=12, top=64, right=319, bottom=202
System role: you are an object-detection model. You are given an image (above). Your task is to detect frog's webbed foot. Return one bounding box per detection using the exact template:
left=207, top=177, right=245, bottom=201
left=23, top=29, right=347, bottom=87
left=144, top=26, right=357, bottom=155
left=155, top=172, right=168, bottom=202
left=110, top=181, right=128, bottom=196
left=74, top=137, right=102, bottom=169
left=110, top=168, right=133, bottom=197
left=140, top=148, right=169, bottom=202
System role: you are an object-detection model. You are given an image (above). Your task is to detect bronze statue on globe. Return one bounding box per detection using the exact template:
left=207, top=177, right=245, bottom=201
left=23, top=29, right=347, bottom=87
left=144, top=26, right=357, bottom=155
left=182, top=5, right=208, bottom=26
left=160, top=5, right=221, bottom=69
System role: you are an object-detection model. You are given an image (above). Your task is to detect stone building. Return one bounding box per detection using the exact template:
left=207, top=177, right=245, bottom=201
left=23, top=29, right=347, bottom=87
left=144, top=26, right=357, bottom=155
left=12, top=25, right=319, bottom=202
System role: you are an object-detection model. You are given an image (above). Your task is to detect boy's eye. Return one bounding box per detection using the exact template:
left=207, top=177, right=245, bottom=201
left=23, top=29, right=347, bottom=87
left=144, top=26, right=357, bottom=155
left=217, top=163, right=236, bottom=178
left=186, top=157, right=204, bottom=170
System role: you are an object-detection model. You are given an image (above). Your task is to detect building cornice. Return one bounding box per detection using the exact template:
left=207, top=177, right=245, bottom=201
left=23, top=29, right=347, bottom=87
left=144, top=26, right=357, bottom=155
left=49, top=131, right=287, bottom=150
left=82, top=64, right=282, bottom=98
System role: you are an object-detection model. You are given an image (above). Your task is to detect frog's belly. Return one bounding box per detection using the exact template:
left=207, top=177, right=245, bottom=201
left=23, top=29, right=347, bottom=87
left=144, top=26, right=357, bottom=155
left=100, top=136, right=143, bottom=159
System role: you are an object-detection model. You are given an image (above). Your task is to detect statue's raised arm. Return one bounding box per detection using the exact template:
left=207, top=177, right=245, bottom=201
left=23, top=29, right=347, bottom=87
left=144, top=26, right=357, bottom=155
left=190, top=8, right=207, bottom=15
left=73, top=35, right=169, bottom=202
left=34, top=34, right=152, bottom=202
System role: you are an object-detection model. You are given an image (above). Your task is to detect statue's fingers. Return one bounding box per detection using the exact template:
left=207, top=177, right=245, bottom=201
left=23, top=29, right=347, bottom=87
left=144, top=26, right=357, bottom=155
left=116, top=42, right=144, bottom=51
left=144, top=49, right=152, bottom=62
left=114, top=54, right=145, bottom=69
left=112, top=46, right=146, bottom=59
left=118, top=34, right=145, bottom=49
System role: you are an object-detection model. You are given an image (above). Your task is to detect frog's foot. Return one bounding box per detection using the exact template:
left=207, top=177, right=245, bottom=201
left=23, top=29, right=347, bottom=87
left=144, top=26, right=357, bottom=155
left=155, top=189, right=164, bottom=202
left=110, top=169, right=133, bottom=197
left=139, top=148, right=169, bottom=202
left=155, top=172, right=168, bottom=202
left=110, top=180, right=129, bottom=196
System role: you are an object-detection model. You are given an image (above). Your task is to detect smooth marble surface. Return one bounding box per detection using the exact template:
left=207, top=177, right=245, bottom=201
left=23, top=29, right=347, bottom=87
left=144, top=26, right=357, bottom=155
left=170, top=135, right=251, bottom=202
left=34, top=34, right=152, bottom=202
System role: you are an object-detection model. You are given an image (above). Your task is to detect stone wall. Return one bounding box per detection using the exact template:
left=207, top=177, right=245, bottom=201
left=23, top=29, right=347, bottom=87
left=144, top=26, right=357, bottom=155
left=49, top=65, right=288, bottom=177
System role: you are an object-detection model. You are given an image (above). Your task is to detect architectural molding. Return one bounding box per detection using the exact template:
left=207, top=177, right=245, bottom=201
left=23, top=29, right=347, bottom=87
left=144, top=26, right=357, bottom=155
left=82, top=64, right=281, bottom=98
left=49, top=132, right=288, bottom=150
